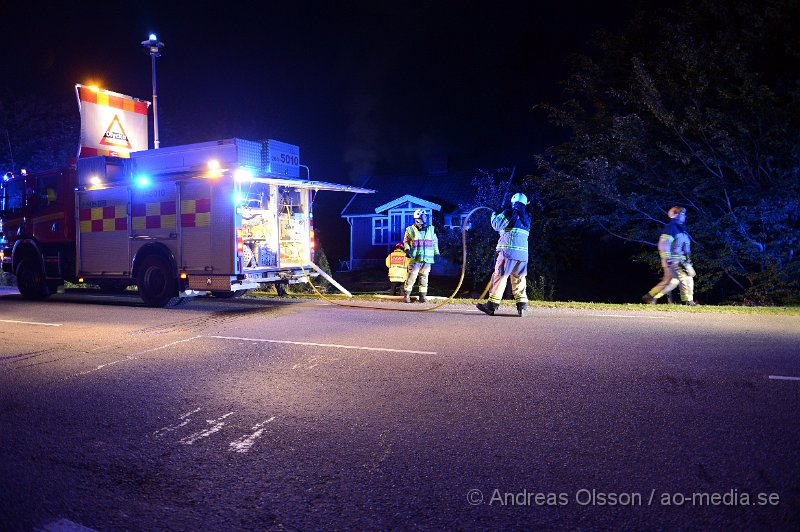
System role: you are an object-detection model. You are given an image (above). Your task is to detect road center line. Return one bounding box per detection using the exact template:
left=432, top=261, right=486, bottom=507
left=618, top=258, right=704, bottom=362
left=204, top=335, right=437, bottom=355
left=0, top=319, right=62, bottom=327
left=68, top=336, right=204, bottom=379
left=768, top=375, right=800, bottom=381
left=128, top=335, right=204, bottom=357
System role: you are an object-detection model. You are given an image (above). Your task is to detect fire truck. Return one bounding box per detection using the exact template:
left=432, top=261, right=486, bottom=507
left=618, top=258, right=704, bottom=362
left=0, top=138, right=370, bottom=306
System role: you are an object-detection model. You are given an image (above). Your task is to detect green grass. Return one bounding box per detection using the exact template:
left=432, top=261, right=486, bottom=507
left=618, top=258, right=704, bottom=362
left=249, top=290, right=800, bottom=315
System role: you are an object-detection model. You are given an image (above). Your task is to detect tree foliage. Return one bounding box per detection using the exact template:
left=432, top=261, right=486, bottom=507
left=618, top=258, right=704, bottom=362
left=537, top=0, right=800, bottom=304
left=0, top=92, right=79, bottom=173
left=438, top=167, right=555, bottom=299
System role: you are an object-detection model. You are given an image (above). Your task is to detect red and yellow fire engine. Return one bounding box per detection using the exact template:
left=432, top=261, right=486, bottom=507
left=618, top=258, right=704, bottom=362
left=0, top=138, right=370, bottom=306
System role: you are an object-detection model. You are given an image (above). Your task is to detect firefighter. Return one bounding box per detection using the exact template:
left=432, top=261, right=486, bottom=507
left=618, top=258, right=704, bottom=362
left=476, top=192, right=531, bottom=317
left=386, top=242, right=409, bottom=295
left=403, top=208, right=440, bottom=303
left=673, top=223, right=697, bottom=305
left=642, top=206, right=697, bottom=305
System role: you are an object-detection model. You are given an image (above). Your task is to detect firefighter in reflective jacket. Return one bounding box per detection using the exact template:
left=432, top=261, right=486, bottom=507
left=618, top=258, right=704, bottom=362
left=403, top=209, right=440, bottom=303
left=476, top=192, right=531, bottom=317
left=386, top=242, right=409, bottom=295
left=642, top=206, right=697, bottom=305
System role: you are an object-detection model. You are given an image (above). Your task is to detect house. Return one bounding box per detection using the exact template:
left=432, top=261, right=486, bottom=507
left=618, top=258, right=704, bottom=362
left=339, top=170, right=480, bottom=274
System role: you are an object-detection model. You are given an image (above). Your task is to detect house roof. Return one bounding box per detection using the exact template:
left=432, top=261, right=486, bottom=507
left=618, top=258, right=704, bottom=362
left=374, top=194, right=441, bottom=213
left=340, top=170, right=480, bottom=217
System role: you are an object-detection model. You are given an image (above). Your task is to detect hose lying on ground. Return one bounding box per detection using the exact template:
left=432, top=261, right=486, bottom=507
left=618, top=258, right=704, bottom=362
left=294, top=206, right=492, bottom=312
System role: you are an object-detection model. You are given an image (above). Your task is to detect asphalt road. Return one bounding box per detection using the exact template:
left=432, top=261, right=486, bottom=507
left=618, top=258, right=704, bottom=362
left=1, top=289, right=799, bottom=530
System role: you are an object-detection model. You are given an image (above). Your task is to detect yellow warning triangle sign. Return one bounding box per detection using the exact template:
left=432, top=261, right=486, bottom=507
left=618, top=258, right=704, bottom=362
left=99, top=114, right=133, bottom=150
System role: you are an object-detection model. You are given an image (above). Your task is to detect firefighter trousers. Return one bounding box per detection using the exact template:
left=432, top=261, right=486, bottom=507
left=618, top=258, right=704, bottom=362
left=648, top=258, right=682, bottom=299
left=405, top=262, right=432, bottom=295
left=677, top=265, right=694, bottom=302
left=488, top=253, right=528, bottom=304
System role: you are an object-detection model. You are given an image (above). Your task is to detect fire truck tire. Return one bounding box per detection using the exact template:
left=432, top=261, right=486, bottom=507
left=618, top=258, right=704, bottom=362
left=16, top=259, right=51, bottom=300
left=137, top=255, right=180, bottom=307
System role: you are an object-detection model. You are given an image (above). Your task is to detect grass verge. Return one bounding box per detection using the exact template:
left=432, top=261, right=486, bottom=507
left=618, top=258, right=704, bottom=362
left=249, top=290, right=800, bottom=316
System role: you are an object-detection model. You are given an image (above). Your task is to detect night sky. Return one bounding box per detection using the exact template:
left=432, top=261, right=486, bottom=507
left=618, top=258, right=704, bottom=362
left=1, top=1, right=636, bottom=182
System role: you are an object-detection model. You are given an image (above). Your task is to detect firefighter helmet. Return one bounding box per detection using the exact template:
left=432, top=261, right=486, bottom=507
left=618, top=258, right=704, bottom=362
left=413, top=209, right=426, bottom=220
left=511, top=192, right=529, bottom=205
left=668, top=206, right=686, bottom=219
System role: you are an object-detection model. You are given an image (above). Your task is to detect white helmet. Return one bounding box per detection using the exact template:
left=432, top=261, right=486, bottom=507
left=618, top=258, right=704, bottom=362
left=511, top=192, right=529, bottom=205
left=413, top=208, right=426, bottom=219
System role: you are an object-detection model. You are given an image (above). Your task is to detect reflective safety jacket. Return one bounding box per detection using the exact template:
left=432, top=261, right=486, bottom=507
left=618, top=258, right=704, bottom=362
left=386, top=248, right=409, bottom=282
left=672, top=230, right=692, bottom=263
left=491, top=206, right=530, bottom=261
left=657, top=220, right=689, bottom=262
left=404, top=224, right=439, bottom=264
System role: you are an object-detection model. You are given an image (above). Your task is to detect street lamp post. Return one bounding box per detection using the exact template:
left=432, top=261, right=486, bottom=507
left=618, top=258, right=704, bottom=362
left=141, top=34, right=165, bottom=149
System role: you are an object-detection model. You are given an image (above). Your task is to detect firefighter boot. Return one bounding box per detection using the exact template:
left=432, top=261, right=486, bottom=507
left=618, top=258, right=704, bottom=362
left=419, top=294, right=427, bottom=303
left=476, top=301, right=498, bottom=316
left=516, top=302, right=529, bottom=317
left=403, top=292, right=411, bottom=303
left=641, top=293, right=656, bottom=304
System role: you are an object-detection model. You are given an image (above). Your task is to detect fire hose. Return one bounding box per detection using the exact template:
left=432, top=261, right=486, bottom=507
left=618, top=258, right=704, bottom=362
left=289, top=205, right=492, bottom=312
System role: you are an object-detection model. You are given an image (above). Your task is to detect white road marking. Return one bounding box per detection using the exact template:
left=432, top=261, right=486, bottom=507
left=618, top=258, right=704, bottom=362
left=229, top=416, right=276, bottom=453
left=72, top=358, right=126, bottom=377
left=128, top=335, right=203, bottom=356
left=205, top=335, right=437, bottom=355
left=180, top=412, right=235, bottom=445
left=0, top=319, right=62, bottom=326
left=38, top=517, right=98, bottom=531
left=69, top=336, right=203, bottom=379
left=153, top=408, right=202, bottom=437
left=768, top=375, right=800, bottom=381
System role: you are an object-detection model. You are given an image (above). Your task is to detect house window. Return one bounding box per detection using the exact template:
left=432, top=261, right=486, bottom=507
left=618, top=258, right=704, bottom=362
left=446, top=214, right=471, bottom=231
left=389, top=209, right=421, bottom=242
left=372, top=217, right=389, bottom=245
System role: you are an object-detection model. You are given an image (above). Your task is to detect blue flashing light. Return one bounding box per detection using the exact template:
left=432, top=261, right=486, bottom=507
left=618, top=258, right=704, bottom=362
left=234, top=193, right=245, bottom=204
left=149, top=33, right=157, bottom=41
left=136, top=175, right=151, bottom=187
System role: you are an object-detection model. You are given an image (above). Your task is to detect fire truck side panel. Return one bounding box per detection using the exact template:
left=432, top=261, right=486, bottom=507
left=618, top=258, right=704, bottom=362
left=77, top=187, right=131, bottom=276
left=178, top=180, right=214, bottom=273
left=130, top=182, right=179, bottom=270
left=209, top=179, right=235, bottom=275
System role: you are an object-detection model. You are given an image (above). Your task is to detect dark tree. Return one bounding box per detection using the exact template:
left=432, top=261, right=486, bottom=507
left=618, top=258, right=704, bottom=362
left=538, top=0, right=800, bottom=304
left=0, top=92, right=79, bottom=173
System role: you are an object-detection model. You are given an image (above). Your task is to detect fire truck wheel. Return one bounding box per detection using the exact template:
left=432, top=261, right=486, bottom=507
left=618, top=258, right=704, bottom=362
left=16, top=259, right=51, bottom=300
left=137, top=255, right=179, bottom=307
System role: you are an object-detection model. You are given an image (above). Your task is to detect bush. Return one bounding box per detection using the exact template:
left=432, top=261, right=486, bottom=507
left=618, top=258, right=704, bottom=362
left=288, top=247, right=333, bottom=294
